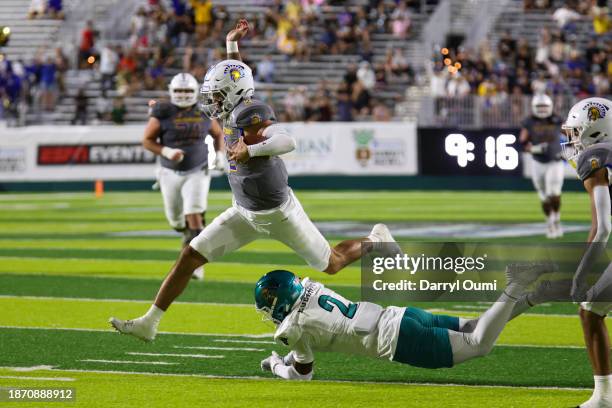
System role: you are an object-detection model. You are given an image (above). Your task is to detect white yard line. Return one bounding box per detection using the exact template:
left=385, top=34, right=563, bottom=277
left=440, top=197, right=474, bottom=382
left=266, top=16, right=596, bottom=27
left=0, top=375, right=75, bottom=382
left=173, top=346, right=265, bottom=352
left=0, top=325, right=273, bottom=338
left=0, top=295, right=252, bottom=308
left=79, top=360, right=178, bottom=366
left=0, top=367, right=591, bottom=391
left=126, top=352, right=224, bottom=359
left=213, top=339, right=276, bottom=345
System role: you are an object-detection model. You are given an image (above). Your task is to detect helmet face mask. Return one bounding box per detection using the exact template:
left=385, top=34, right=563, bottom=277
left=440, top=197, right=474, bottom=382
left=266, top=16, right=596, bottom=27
left=169, top=73, right=199, bottom=108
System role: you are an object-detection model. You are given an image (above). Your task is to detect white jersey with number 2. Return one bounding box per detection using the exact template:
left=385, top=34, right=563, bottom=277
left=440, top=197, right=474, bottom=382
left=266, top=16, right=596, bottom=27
left=273, top=279, right=405, bottom=364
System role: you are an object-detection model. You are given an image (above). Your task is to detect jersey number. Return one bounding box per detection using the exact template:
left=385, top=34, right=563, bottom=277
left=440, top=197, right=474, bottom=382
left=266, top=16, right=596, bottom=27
left=317, top=295, right=357, bottom=318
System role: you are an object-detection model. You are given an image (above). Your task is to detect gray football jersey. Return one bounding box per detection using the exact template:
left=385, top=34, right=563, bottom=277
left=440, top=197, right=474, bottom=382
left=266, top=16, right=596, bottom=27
left=576, top=142, right=612, bottom=181
left=151, top=102, right=211, bottom=172
left=521, top=115, right=563, bottom=163
left=223, top=98, right=289, bottom=211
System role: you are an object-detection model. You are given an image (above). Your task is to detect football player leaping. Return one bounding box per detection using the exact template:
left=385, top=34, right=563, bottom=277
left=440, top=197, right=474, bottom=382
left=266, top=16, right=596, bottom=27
left=255, top=265, right=552, bottom=380
left=520, top=93, right=565, bottom=239
left=142, top=72, right=225, bottom=280
left=110, top=20, right=400, bottom=341
left=562, top=97, right=612, bottom=408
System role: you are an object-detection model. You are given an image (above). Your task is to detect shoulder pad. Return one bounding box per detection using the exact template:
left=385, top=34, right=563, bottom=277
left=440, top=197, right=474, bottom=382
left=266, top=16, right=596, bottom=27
left=230, top=99, right=276, bottom=128
left=150, top=101, right=175, bottom=119
left=577, top=143, right=612, bottom=181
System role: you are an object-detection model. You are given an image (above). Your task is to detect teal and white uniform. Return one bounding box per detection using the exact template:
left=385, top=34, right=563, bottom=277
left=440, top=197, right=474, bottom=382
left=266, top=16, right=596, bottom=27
left=274, top=279, right=458, bottom=369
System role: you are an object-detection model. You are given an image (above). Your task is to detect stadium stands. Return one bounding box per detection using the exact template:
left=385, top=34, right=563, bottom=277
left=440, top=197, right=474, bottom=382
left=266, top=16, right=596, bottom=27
left=0, top=0, right=608, bottom=126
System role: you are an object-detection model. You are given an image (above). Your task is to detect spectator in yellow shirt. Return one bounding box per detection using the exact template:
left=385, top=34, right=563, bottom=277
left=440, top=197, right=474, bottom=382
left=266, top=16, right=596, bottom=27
left=190, top=0, right=213, bottom=42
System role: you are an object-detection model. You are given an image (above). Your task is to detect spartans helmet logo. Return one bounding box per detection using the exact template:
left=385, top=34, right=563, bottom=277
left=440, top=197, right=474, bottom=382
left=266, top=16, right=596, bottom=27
left=224, top=64, right=245, bottom=83
left=588, top=107, right=601, bottom=121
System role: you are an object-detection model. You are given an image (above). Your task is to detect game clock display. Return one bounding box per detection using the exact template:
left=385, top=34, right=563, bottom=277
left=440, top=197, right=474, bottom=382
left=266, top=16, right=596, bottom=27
left=419, top=128, right=523, bottom=176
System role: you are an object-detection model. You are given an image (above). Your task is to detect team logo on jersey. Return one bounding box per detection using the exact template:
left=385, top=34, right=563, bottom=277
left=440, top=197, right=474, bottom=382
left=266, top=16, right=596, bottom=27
left=584, top=102, right=609, bottom=121
left=224, top=64, right=245, bottom=83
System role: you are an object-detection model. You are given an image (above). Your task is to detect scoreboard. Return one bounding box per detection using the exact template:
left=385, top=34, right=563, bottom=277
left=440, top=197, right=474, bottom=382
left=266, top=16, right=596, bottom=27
left=419, top=128, right=523, bottom=176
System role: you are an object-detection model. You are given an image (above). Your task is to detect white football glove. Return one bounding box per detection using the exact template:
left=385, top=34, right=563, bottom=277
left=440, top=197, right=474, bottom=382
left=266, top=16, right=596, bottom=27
left=214, top=150, right=228, bottom=172
left=261, top=351, right=284, bottom=372
left=161, top=146, right=184, bottom=162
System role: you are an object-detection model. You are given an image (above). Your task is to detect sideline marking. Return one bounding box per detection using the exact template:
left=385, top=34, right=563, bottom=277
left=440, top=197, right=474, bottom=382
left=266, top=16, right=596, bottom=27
left=126, top=352, right=225, bottom=359
left=80, top=359, right=178, bottom=366
left=173, top=346, right=265, bottom=352
left=213, top=339, right=276, bottom=345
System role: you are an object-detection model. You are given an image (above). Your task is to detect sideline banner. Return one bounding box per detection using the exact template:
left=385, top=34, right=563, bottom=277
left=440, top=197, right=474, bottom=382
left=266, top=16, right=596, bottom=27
left=0, top=123, right=418, bottom=181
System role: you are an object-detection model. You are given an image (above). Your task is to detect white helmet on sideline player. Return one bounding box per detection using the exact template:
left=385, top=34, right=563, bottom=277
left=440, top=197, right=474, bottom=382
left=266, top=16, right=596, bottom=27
left=561, top=97, right=612, bottom=163
left=169, top=73, right=199, bottom=108
left=198, top=59, right=254, bottom=119
left=531, top=93, right=553, bottom=118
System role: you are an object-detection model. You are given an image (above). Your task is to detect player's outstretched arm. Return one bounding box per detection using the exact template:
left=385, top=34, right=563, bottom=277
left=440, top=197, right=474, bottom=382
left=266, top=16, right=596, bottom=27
left=226, top=19, right=249, bottom=61
left=261, top=351, right=313, bottom=380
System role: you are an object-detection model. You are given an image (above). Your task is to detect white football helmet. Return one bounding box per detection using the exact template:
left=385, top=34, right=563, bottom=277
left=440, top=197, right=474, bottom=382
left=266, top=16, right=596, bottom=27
left=169, top=73, right=199, bottom=108
left=198, top=59, right=254, bottom=119
left=561, top=97, right=612, bottom=163
left=531, top=93, right=553, bottom=118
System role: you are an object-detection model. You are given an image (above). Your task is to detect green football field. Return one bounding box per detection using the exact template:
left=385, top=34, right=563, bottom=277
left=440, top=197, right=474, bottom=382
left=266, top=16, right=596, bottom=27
left=0, top=190, right=603, bottom=407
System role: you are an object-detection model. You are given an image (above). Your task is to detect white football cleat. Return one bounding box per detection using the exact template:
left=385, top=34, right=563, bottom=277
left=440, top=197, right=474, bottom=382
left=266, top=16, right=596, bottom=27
left=554, top=222, right=564, bottom=239
left=369, top=223, right=403, bottom=256
left=505, top=262, right=557, bottom=287
left=109, top=317, right=157, bottom=342
left=546, top=222, right=556, bottom=239
left=192, top=265, right=204, bottom=280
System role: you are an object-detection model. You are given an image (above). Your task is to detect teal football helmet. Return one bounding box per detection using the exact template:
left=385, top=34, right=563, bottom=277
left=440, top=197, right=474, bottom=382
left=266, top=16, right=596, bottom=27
left=254, top=270, right=304, bottom=325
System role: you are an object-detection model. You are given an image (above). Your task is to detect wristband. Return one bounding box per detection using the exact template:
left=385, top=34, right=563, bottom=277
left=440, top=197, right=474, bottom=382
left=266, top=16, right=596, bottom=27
left=226, top=41, right=239, bottom=53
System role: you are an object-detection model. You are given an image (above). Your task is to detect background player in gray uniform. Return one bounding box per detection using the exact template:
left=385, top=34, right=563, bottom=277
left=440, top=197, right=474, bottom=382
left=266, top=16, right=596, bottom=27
left=142, top=72, right=224, bottom=280
left=520, top=94, right=564, bottom=239
left=561, top=97, right=612, bottom=408
left=111, top=20, right=400, bottom=343
left=254, top=266, right=552, bottom=380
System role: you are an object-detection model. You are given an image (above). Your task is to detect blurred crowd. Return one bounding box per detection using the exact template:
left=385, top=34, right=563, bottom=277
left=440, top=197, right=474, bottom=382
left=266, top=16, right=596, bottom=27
left=0, top=49, right=68, bottom=126
left=28, top=0, right=64, bottom=19
left=430, top=0, right=610, bottom=102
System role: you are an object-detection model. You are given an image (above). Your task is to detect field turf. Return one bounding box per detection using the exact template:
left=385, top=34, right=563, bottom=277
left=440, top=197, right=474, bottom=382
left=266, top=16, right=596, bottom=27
left=0, top=190, right=601, bottom=407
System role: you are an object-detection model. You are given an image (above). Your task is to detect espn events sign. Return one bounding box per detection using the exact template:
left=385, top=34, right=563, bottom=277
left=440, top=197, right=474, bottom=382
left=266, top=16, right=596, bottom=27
left=38, top=144, right=155, bottom=165
left=0, top=126, right=160, bottom=181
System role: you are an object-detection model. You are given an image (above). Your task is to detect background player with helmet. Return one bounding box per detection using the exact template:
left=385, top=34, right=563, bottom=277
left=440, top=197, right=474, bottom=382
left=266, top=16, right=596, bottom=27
left=520, top=93, right=565, bottom=239
left=254, top=266, right=553, bottom=381
left=562, top=97, right=612, bottom=408
left=110, top=20, right=401, bottom=343
left=142, top=72, right=224, bottom=280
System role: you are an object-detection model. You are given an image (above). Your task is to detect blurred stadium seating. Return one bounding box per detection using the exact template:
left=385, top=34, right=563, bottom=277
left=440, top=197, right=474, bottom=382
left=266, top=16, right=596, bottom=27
left=0, top=0, right=608, bottom=127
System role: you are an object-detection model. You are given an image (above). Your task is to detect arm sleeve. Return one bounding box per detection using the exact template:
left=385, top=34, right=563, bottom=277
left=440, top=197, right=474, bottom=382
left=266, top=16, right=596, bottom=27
left=247, top=124, right=296, bottom=157
left=272, top=362, right=313, bottom=380
left=594, top=185, right=612, bottom=242
left=291, top=334, right=314, bottom=364
left=573, top=185, right=611, bottom=284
